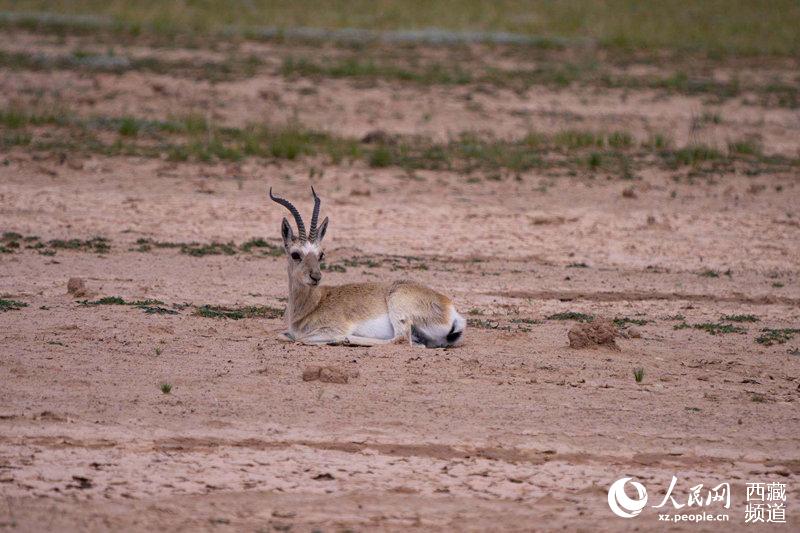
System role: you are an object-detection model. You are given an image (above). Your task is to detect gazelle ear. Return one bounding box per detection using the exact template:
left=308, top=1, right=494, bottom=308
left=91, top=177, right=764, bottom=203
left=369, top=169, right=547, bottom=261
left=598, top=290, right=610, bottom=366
left=315, top=216, right=329, bottom=243
left=281, top=217, right=294, bottom=248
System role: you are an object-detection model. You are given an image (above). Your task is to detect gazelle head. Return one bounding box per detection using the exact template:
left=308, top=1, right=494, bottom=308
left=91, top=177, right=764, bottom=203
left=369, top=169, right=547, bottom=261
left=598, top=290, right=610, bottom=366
left=270, top=187, right=329, bottom=287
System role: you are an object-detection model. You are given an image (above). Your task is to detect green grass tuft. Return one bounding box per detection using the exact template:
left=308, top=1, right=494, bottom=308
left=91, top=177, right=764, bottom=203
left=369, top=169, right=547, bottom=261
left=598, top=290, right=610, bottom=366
left=194, top=305, right=284, bottom=320
left=48, top=237, right=110, bottom=254
left=674, top=322, right=746, bottom=335
left=239, top=238, right=283, bottom=256
left=0, top=298, right=27, bottom=312
left=510, top=317, right=541, bottom=325
left=608, top=131, right=634, bottom=149
left=553, top=130, right=603, bottom=150
left=79, top=297, right=167, bottom=311
left=728, top=139, right=761, bottom=156
left=547, top=311, right=594, bottom=322
left=668, top=145, right=722, bottom=167
left=369, top=145, right=393, bottom=168
left=721, top=314, right=759, bottom=323
left=140, top=306, right=178, bottom=315
left=614, top=317, right=648, bottom=327
left=282, top=57, right=471, bottom=86
left=755, top=328, right=800, bottom=346
left=117, top=116, right=141, bottom=136
left=87, top=296, right=127, bottom=305
left=180, top=242, right=238, bottom=257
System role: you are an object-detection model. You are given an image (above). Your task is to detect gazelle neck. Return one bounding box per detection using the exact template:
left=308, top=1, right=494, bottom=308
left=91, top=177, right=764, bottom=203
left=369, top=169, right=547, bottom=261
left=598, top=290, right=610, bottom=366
left=286, top=271, right=323, bottom=327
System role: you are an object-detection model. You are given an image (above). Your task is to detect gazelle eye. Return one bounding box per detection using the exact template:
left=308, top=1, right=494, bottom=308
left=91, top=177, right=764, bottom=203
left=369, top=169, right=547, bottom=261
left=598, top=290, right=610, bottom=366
left=319, top=252, right=325, bottom=261
left=290, top=252, right=302, bottom=261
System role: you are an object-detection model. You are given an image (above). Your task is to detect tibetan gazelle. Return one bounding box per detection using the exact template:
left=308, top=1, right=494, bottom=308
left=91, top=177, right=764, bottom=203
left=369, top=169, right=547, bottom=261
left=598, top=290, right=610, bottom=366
left=270, top=187, right=466, bottom=348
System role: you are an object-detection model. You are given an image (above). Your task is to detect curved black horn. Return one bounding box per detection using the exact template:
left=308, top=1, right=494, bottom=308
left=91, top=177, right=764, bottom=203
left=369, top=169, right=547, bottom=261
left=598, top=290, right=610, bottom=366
left=269, top=187, right=306, bottom=241
left=308, top=186, right=321, bottom=241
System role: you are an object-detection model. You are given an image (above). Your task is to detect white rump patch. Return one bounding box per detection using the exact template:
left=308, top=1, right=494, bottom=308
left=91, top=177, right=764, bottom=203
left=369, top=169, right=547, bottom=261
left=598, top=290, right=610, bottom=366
left=411, top=305, right=466, bottom=347
left=351, top=314, right=394, bottom=340
left=451, top=307, right=466, bottom=333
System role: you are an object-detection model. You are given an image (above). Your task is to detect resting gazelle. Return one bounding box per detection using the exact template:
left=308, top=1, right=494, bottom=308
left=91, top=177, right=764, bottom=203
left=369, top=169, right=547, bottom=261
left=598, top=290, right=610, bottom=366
left=270, top=187, right=466, bottom=348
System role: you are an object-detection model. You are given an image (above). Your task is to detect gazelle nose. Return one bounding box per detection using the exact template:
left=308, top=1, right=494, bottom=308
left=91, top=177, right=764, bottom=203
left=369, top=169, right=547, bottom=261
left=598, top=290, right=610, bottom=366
left=310, top=272, right=321, bottom=282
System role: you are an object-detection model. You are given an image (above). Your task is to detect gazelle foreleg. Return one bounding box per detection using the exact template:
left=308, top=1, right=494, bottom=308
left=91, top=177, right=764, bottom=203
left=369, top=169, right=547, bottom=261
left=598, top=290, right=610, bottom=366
left=294, top=331, right=395, bottom=347
left=342, top=335, right=394, bottom=347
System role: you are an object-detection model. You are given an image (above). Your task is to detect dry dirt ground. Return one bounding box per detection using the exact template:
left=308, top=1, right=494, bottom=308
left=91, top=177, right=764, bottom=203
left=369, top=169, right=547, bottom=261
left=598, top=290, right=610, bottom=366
left=1, top=28, right=800, bottom=532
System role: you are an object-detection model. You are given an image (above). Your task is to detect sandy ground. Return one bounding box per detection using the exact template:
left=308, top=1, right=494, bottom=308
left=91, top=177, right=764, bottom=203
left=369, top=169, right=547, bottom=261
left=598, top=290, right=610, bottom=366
left=1, top=29, right=800, bottom=532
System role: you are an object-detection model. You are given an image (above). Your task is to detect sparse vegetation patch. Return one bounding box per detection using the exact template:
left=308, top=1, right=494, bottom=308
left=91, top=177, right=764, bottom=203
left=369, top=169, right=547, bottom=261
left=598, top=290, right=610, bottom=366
left=755, top=328, right=800, bottom=346
left=674, top=322, right=747, bottom=335
left=194, top=305, right=284, bottom=320
left=0, top=49, right=263, bottom=82
left=78, top=297, right=175, bottom=315
left=239, top=238, right=283, bottom=256
left=135, top=237, right=282, bottom=257
left=2, top=232, right=111, bottom=255
left=721, top=314, right=759, bottom=323
left=0, top=298, right=27, bottom=312
left=3, top=100, right=798, bottom=176
left=613, top=317, right=648, bottom=327
left=547, top=311, right=594, bottom=322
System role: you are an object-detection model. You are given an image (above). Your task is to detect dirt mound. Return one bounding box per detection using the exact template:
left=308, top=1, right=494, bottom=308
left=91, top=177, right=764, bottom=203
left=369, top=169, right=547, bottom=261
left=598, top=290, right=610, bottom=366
left=67, top=277, right=87, bottom=297
left=302, top=366, right=352, bottom=384
left=567, top=318, right=620, bottom=350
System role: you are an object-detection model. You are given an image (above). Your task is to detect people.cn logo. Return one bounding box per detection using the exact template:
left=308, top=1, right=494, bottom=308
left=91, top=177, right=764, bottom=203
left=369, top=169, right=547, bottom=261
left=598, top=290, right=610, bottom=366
left=608, top=478, right=648, bottom=518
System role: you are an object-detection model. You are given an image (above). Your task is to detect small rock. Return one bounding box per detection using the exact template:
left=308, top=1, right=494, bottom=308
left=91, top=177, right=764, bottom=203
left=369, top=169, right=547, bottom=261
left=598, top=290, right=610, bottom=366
left=69, top=475, right=92, bottom=489
left=67, top=277, right=87, bottom=297
left=319, top=366, right=349, bottom=384
left=626, top=327, right=642, bottom=338
left=302, top=366, right=321, bottom=381
left=568, top=318, right=620, bottom=350
left=622, top=187, right=637, bottom=199
left=529, top=215, right=566, bottom=226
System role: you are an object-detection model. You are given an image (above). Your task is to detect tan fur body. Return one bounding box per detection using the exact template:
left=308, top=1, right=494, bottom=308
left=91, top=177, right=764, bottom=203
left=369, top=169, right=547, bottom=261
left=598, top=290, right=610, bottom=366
left=288, top=280, right=453, bottom=343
